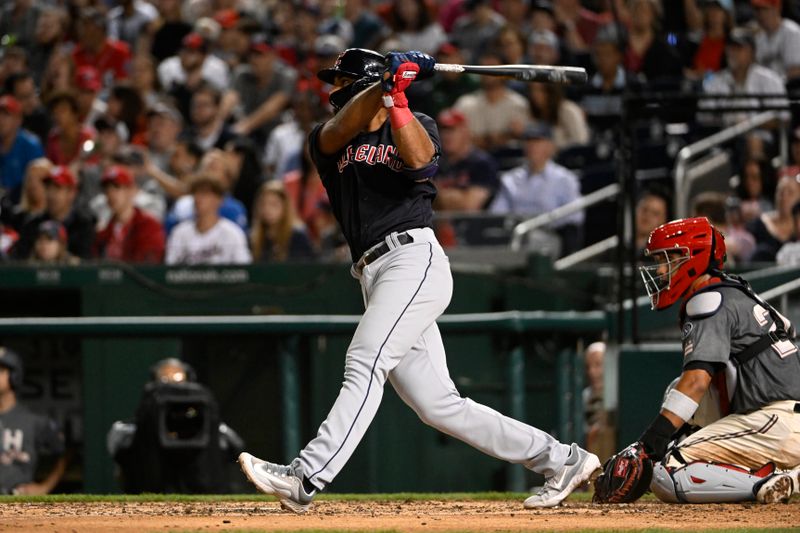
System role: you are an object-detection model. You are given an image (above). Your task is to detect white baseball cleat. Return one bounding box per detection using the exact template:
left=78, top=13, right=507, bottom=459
left=756, top=467, right=800, bottom=504
left=524, top=443, right=601, bottom=509
left=238, top=452, right=316, bottom=513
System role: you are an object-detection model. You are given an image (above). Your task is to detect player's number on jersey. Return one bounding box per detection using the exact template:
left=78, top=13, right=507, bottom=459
left=753, top=304, right=799, bottom=359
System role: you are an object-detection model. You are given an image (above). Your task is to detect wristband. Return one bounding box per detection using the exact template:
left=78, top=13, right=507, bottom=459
left=384, top=92, right=413, bottom=129
left=661, top=388, right=699, bottom=422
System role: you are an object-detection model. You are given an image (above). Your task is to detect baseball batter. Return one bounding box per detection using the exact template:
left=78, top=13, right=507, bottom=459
left=239, top=48, right=600, bottom=512
left=595, top=217, right=800, bottom=504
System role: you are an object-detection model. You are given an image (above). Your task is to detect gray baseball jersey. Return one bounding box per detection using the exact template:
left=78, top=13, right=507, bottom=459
left=681, top=284, right=800, bottom=414
left=0, top=403, right=64, bottom=493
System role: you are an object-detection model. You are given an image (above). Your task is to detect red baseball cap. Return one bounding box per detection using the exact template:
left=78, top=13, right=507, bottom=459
left=101, top=165, right=135, bottom=187
left=0, top=95, right=22, bottom=115
left=182, top=32, right=207, bottom=52
left=44, top=166, right=78, bottom=188
left=437, top=108, right=467, bottom=128
left=76, top=66, right=102, bottom=91
left=751, top=0, right=780, bottom=7
left=214, top=9, right=239, bottom=29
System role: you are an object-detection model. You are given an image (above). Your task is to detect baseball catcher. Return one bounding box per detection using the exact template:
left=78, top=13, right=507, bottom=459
left=237, top=48, right=600, bottom=512
left=594, top=217, right=800, bottom=504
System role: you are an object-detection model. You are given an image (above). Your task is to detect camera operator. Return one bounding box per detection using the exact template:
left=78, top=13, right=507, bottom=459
left=107, top=358, right=244, bottom=493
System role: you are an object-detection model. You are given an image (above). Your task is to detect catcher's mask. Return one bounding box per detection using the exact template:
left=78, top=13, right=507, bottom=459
left=639, top=217, right=726, bottom=311
left=318, top=48, right=385, bottom=112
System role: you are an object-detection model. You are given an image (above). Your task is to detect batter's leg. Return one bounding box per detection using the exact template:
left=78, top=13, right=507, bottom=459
left=388, top=322, right=571, bottom=478
left=298, top=242, right=453, bottom=488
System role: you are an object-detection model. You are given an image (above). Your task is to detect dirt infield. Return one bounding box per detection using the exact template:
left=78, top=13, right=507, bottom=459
left=1, top=498, right=799, bottom=532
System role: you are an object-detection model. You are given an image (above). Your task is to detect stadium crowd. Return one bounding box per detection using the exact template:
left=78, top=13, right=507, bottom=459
left=0, top=0, right=799, bottom=265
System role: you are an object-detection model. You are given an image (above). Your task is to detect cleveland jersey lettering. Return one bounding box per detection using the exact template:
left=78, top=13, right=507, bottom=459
left=336, top=143, right=404, bottom=173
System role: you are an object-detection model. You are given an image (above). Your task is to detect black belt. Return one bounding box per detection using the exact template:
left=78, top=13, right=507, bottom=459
left=795, top=403, right=800, bottom=414
left=356, top=232, right=414, bottom=273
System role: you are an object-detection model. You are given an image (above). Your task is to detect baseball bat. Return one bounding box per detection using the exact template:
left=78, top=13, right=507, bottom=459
left=433, top=63, right=588, bottom=85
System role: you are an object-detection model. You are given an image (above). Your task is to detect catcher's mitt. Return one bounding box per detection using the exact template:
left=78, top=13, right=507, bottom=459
left=592, top=443, right=654, bottom=503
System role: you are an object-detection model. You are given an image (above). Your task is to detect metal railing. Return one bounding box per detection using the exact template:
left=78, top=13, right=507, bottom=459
left=510, top=183, right=621, bottom=251
left=673, top=111, right=782, bottom=219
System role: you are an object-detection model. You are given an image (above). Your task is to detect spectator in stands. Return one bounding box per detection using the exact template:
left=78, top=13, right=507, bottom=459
left=526, top=82, right=589, bottom=149
left=145, top=103, right=183, bottom=173
left=528, top=29, right=561, bottom=69
left=224, top=136, right=264, bottom=220
left=701, top=27, right=787, bottom=126
left=552, top=0, right=612, bottom=55
left=748, top=173, right=800, bottom=262
left=149, top=0, right=193, bottom=63
left=0, top=95, right=44, bottom=204
left=0, top=0, right=42, bottom=49
left=581, top=25, right=629, bottom=136
left=434, top=108, right=500, bottom=212
left=281, top=140, right=329, bottom=239
left=692, top=191, right=755, bottom=264
left=28, top=219, right=78, bottom=265
left=45, top=91, right=95, bottom=167
left=13, top=166, right=94, bottom=260
left=313, top=199, right=350, bottom=263
left=143, top=137, right=201, bottom=202
left=776, top=202, right=800, bottom=266
left=780, top=127, right=800, bottom=180
left=624, top=0, right=683, bottom=86
left=752, top=0, right=800, bottom=82
left=107, top=357, right=245, bottom=493
left=344, top=0, right=387, bottom=50
left=529, top=0, right=557, bottom=34
left=0, top=47, right=29, bottom=93
left=454, top=51, right=530, bottom=158
left=158, top=33, right=229, bottom=120
left=5, top=71, right=51, bottom=144
left=493, top=25, right=528, bottom=65
left=385, top=0, right=447, bottom=55
left=165, top=174, right=251, bottom=265
left=250, top=181, right=315, bottom=263
left=263, top=87, right=322, bottom=180
left=490, top=123, right=583, bottom=254
left=74, top=66, right=107, bottom=128
left=1, top=157, right=50, bottom=231
left=130, top=55, right=162, bottom=110
left=72, top=8, right=131, bottom=83
left=634, top=186, right=670, bottom=254
left=28, top=6, right=66, bottom=84
left=415, top=42, right=480, bottom=119
left=93, top=165, right=165, bottom=263
left=222, top=40, right=297, bottom=146
left=0, top=221, right=17, bottom=260
left=451, top=0, right=507, bottom=63
left=723, top=195, right=758, bottom=264
left=737, top=157, right=775, bottom=224
left=107, top=83, right=147, bottom=147
left=39, top=49, right=75, bottom=105
left=108, top=0, right=159, bottom=52
left=0, top=347, right=67, bottom=495
left=583, top=341, right=614, bottom=462
left=164, top=149, right=248, bottom=234
left=185, top=83, right=233, bottom=152
left=686, top=0, right=734, bottom=80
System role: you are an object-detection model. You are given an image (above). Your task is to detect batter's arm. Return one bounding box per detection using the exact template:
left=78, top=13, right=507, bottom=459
left=317, top=82, right=384, bottom=156
left=392, top=114, right=436, bottom=170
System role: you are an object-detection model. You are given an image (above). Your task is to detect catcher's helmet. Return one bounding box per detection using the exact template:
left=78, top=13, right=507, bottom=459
left=639, top=217, right=726, bottom=310
left=0, top=346, right=23, bottom=391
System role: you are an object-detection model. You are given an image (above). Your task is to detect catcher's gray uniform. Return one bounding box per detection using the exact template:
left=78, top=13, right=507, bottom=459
left=671, top=284, right=800, bottom=470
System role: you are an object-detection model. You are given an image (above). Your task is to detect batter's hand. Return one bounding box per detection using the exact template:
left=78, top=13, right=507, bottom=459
left=382, top=51, right=434, bottom=92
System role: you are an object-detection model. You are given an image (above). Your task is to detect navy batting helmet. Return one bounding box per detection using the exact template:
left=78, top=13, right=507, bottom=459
left=0, top=347, right=23, bottom=391
left=318, top=48, right=385, bottom=112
